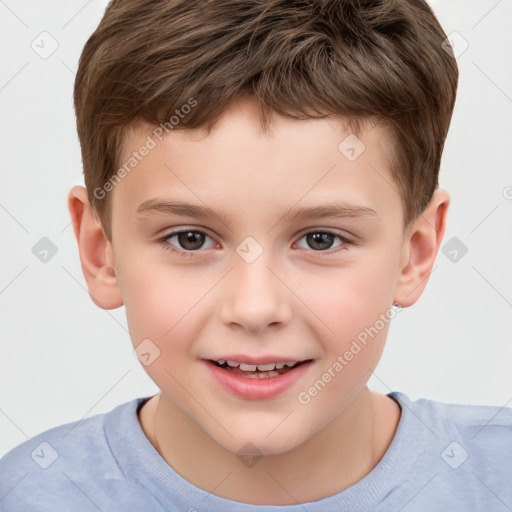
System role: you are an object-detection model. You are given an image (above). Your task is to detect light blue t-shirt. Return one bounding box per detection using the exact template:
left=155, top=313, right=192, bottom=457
left=1, top=391, right=511, bottom=511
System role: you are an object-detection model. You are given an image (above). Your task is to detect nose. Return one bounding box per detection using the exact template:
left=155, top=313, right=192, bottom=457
left=219, top=250, right=292, bottom=333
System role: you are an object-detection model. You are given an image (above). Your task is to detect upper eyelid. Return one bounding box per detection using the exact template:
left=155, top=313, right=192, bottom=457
left=162, top=228, right=217, bottom=244
left=162, top=227, right=351, bottom=249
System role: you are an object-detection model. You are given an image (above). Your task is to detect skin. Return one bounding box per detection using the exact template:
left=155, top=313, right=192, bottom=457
left=68, top=97, right=449, bottom=505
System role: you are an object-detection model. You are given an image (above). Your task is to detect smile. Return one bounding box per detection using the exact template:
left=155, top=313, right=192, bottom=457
left=212, top=359, right=308, bottom=378
left=203, top=359, right=314, bottom=400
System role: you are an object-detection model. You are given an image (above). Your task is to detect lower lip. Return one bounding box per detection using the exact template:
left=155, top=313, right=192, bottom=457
left=202, top=360, right=313, bottom=400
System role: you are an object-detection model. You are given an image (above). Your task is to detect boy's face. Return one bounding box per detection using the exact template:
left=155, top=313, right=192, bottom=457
left=98, top=98, right=421, bottom=455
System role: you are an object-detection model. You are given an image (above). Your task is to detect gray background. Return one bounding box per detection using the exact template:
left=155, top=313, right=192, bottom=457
left=1, top=0, right=511, bottom=457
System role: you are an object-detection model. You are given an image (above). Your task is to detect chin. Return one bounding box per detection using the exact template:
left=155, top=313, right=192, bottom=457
left=216, top=428, right=309, bottom=458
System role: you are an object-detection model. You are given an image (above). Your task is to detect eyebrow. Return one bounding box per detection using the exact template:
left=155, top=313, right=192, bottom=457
left=135, top=198, right=378, bottom=224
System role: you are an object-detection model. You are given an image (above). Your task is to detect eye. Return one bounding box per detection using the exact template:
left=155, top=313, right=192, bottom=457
left=295, top=230, right=350, bottom=252
left=159, top=229, right=216, bottom=256
left=158, top=228, right=352, bottom=258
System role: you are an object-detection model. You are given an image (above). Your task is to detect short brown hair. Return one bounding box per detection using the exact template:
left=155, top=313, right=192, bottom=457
left=74, top=0, right=458, bottom=241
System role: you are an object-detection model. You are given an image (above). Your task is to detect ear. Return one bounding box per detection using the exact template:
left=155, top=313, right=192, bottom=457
left=393, top=188, right=450, bottom=308
left=67, top=185, right=123, bottom=309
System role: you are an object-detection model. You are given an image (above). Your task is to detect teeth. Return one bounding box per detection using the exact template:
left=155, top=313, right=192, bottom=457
left=252, top=370, right=280, bottom=378
left=256, top=363, right=277, bottom=371
left=217, top=360, right=301, bottom=371
left=239, top=363, right=258, bottom=371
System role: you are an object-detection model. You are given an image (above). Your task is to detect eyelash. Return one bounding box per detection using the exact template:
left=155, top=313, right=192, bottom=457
left=157, top=229, right=353, bottom=258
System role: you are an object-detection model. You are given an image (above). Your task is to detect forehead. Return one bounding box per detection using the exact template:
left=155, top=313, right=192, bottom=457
left=111, top=100, right=400, bottom=227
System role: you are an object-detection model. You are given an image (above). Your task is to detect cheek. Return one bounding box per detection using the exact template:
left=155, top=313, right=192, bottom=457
left=117, top=255, right=204, bottom=346
left=119, top=265, right=204, bottom=395
left=300, top=272, right=394, bottom=408
left=293, top=253, right=399, bottom=396
left=299, top=260, right=395, bottom=342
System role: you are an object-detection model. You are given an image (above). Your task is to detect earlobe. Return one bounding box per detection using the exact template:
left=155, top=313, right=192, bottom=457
left=67, top=185, right=123, bottom=310
left=393, top=188, right=450, bottom=308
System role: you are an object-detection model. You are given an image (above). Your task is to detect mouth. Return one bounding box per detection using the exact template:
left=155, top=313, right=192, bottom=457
left=203, top=357, right=315, bottom=400
left=207, top=359, right=313, bottom=379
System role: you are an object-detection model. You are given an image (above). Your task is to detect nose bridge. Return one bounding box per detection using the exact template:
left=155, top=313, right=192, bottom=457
left=219, top=242, right=291, bottom=331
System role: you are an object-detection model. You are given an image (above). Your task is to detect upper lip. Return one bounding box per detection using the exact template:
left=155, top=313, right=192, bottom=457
left=204, top=355, right=313, bottom=365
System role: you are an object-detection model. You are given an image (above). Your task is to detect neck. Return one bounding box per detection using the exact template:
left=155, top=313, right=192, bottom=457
left=138, top=387, right=400, bottom=505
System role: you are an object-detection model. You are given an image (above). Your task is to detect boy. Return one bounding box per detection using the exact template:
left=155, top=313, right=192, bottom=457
left=1, top=0, right=511, bottom=509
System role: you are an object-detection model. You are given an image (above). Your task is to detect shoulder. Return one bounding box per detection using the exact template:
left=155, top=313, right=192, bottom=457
left=0, top=397, right=149, bottom=511
left=388, top=391, right=512, bottom=506
left=390, top=391, right=512, bottom=441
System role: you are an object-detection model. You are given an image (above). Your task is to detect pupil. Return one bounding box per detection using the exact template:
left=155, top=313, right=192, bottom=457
left=178, top=231, right=204, bottom=250
left=307, top=232, right=333, bottom=250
